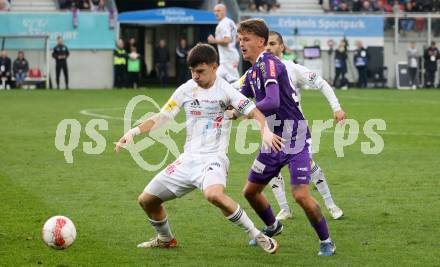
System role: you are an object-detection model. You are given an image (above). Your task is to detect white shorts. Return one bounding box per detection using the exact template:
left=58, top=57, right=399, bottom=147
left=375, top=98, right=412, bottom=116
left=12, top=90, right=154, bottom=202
left=217, top=61, right=240, bottom=83
left=144, top=153, right=230, bottom=200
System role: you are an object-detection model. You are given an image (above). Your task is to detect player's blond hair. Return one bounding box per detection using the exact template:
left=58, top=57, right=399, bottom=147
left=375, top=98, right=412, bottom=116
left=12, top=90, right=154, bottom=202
left=237, top=19, right=269, bottom=45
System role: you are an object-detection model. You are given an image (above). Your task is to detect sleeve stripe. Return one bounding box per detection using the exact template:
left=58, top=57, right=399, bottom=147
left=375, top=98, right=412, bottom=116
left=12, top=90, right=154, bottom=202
left=264, top=79, right=278, bottom=87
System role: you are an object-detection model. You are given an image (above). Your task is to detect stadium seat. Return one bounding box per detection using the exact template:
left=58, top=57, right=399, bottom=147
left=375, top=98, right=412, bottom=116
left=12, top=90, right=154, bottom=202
left=28, top=68, right=42, bottom=78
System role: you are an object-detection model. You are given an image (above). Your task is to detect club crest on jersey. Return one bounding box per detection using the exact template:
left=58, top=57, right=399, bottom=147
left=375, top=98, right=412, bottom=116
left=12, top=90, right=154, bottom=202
left=269, top=59, right=276, bottom=77
left=258, top=62, right=266, bottom=77
left=306, top=72, right=317, bottom=82
left=219, top=100, right=227, bottom=110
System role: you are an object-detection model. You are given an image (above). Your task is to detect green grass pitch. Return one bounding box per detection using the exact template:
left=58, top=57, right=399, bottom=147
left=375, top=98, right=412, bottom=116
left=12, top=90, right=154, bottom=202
left=0, top=88, right=439, bottom=266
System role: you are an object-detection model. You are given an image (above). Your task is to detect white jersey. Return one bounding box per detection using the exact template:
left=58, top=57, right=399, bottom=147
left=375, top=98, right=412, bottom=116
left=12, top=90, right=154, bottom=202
left=215, top=17, right=239, bottom=64
left=161, top=77, right=255, bottom=155
left=282, top=60, right=341, bottom=112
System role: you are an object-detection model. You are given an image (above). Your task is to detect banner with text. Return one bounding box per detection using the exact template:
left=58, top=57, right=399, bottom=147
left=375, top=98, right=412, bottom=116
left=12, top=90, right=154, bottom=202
left=0, top=12, right=115, bottom=49
left=250, top=15, right=384, bottom=50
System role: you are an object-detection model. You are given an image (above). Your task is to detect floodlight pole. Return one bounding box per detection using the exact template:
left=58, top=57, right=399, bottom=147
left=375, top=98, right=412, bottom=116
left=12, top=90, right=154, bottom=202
left=428, top=13, right=432, bottom=46
left=46, top=36, right=50, bottom=89
left=394, top=14, right=398, bottom=55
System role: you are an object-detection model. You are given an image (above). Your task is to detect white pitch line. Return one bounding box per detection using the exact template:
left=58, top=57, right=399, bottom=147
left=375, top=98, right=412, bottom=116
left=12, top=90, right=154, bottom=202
left=79, top=108, right=126, bottom=121
left=78, top=108, right=440, bottom=138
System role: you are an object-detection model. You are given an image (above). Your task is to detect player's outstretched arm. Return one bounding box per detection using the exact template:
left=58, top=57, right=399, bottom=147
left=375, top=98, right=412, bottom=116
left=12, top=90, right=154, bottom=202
left=312, top=75, right=346, bottom=124
left=247, top=108, right=285, bottom=152
left=114, top=113, right=170, bottom=153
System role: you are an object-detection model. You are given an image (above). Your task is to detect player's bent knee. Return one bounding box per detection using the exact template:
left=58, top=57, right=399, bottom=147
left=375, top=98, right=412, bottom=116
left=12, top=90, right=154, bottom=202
left=204, top=188, right=224, bottom=206
left=292, top=188, right=310, bottom=205
left=138, top=192, right=159, bottom=208
left=243, top=188, right=253, bottom=200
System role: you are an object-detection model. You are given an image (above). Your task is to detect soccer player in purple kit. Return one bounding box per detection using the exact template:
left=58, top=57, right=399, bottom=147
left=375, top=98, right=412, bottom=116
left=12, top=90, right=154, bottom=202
left=236, top=19, right=336, bottom=256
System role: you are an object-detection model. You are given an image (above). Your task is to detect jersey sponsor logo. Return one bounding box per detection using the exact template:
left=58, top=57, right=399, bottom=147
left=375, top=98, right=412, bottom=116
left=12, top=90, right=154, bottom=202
left=269, top=59, right=276, bottom=77
left=306, top=72, right=317, bottom=82
left=164, top=99, right=177, bottom=112
left=205, top=116, right=223, bottom=129
left=237, top=99, right=251, bottom=112
left=201, top=99, right=218, bottom=104
left=251, top=159, right=266, bottom=174
left=165, top=159, right=182, bottom=175
left=297, top=176, right=307, bottom=180
left=297, top=167, right=309, bottom=172
left=190, top=110, right=201, bottom=116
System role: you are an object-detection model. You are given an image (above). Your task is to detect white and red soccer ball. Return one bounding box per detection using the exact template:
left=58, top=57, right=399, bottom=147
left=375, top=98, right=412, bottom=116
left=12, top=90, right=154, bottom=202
left=42, top=215, right=76, bottom=249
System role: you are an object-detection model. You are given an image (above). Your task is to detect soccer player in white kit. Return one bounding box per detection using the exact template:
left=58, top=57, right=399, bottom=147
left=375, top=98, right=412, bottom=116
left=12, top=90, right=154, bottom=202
left=208, top=4, right=240, bottom=83
left=266, top=31, right=346, bottom=220
left=115, top=44, right=283, bottom=254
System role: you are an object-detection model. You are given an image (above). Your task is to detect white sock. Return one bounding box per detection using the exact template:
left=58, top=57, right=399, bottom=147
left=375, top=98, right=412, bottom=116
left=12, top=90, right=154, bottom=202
left=320, top=237, right=332, bottom=244
left=311, top=163, right=336, bottom=209
left=267, top=219, right=279, bottom=231
left=148, top=217, right=174, bottom=242
left=227, top=205, right=260, bottom=239
left=269, top=174, right=290, bottom=212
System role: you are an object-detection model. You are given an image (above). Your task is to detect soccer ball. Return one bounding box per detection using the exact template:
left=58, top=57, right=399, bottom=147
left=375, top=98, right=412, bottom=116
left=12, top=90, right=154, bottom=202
left=42, top=215, right=76, bottom=249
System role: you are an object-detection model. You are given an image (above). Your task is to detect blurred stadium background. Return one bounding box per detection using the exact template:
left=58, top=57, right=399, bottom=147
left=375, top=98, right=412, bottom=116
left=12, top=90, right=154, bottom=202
left=1, top=0, right=440, bottom=89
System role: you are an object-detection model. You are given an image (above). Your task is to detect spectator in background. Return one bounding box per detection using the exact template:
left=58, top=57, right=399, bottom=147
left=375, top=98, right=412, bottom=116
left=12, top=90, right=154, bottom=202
left=127, top=46, right=141, bottom=89
left=175, top=38, right=190, bottom=86
left=352, top=0, right=362, bottom=11
left=400, top=2, right=416, bottom=32
left=333, top=40, right=348, bottom=89
left=254, top=0, right=265, bottom=11
left=90, top=0, right=106, bottom=11
left=13, top=51, right=29, bottom=89
left=407, top=42, right=419, bottom=89
left=361, top=0, right=375, bottom=12
left=154, top=39, right=169, bottom=88
left=338, top=1, right=350, bottom=11
left=354, top=40, right=369, bottom=88
left=113, top=38, right=127, bottom=88
left=126, top=37, right=137, bottom=53
left=423, top=41, right=440, bottom=88
left=52, top=36, right=70, bottom=89
left=0, top=50, right=12, bottom=89
left=0, top=0, right=10, bottom=11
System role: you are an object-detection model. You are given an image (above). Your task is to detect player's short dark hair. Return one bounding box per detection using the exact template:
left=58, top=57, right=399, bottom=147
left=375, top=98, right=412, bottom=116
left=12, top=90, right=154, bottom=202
left=237, top=19, right=269, bottom=45
left=187, top=43, right=218, bottom=68
left=269, top=31, right=284, bottom=45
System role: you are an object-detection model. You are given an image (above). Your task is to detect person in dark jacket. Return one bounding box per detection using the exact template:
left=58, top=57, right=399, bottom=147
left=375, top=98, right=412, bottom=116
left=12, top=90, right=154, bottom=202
left=154, top=39, right=170, bottom=88
left=13, top=51, right=29, bottom=89
left=423, top=41, right=440, bottom=88
left=113, top=38, right=127, bottom=88
left=52, top=36, right=70, bottom=89
left=333, top=40, right=348, bottom=89
left=353, top=40, right=369, bottom=88
left=0, top=50, right=12, bottom=89
left=175, top=38, right=190, bottom=86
